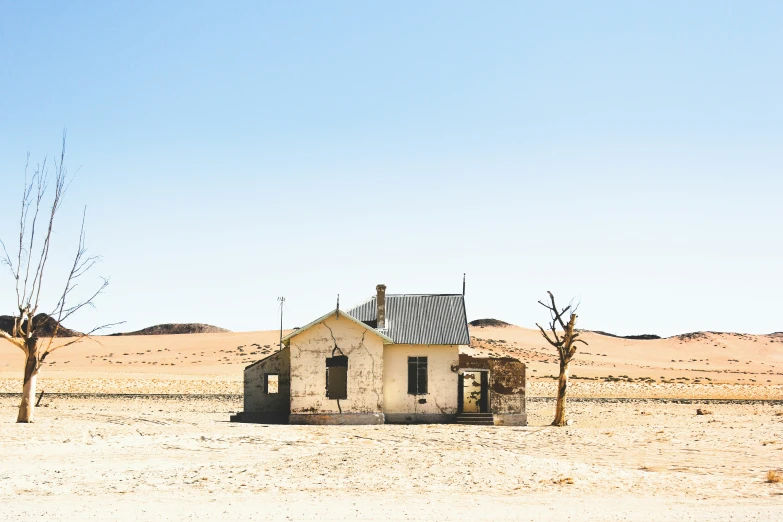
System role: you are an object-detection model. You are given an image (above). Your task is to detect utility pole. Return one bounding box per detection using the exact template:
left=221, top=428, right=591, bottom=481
left=277, top=296, right=285, bottom=351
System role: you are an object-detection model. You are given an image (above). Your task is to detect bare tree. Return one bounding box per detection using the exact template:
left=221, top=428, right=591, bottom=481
left=536, top=291, right=587, bottom=427
left=0, top=134, right=119, bottom=422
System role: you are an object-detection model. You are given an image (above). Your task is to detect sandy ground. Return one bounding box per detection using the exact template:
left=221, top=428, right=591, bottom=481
left=1, top=326, right=782, bottom=519
left=1, top=395, right=782, bottom=521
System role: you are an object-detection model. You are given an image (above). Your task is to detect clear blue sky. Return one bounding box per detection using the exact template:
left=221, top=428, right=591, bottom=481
left=1, top=2, right=781, bottom=337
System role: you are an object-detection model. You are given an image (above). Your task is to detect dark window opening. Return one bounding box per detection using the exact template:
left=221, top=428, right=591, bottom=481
left=326, top=355, right=348, bottom=399
left=265, top=373, right=279, bottom=394
left=408, top=356, right=428, bottom=395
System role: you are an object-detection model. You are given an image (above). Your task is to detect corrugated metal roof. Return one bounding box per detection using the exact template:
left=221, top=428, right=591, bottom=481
left=348, top=294, right=470, bottom=345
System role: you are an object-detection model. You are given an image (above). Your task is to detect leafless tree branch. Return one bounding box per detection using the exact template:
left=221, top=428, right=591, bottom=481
left=0, top=239, right=14, bottom=278
left=42, top=321, right=126, bottom=362
left=536, top=290, right=588, bottom=427
left=43, top=277, right=110, bottom=355
left=535, top=322, right=558, bottom=348
left=0, top=331, right=27, bottom=354
left=1, top=132, right=117, bottom=422
left=15, top=154, right=34, bottom=293
left=21, top=163, right=47, bottom=311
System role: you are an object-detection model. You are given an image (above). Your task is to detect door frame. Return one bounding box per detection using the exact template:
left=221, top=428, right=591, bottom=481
left=458, top=369, right=490, bottom=413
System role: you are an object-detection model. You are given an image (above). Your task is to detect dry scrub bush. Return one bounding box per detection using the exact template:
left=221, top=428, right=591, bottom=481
left=766, top=470, right=782, bottom=484
left=554, top=477, right=574, bottom=485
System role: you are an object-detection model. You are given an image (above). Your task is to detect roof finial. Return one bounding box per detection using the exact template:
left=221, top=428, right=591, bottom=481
left=462, top=273, right=466, bottom=296
left=336, top=294, right=340, bottom=318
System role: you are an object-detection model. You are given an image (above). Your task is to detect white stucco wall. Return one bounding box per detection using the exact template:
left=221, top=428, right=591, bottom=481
left=382, top=344, right=459, bottom=415
left=288, top=313, right=386, bottom=415
left=244, top=347, right=290, bottom=414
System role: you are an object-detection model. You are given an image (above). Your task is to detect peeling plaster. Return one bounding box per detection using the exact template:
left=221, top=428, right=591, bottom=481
left=459, top=354, right=526, bottom=415
left=288, top=315, right=385, bottom=416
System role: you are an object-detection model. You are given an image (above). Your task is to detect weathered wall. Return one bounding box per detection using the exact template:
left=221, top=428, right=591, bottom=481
left=289, top=313, right=385, bottom=417
left=459, top=354, right=526, bottom=425
left=243, top=347, right=290, bottom=422
left=383, top=344, right=459, bottom=422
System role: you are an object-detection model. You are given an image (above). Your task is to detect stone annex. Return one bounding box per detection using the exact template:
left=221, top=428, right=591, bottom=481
left=232, top=284, right=526, bottom=425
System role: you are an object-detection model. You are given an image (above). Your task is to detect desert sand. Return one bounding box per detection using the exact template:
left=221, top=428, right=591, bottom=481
left=2, top=325, right=781, bottom=397
left=1, top=325, right=782, bottom=520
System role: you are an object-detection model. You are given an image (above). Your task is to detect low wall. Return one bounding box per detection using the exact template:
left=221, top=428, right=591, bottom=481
left=289, top=413, right=385, bottom=425
left=385, top=413, right=457, bottom=424
left=231, top=411, right=288, bottom=424
left=459, top=354, right=526, bottom=418
left=493, top=413, right=527, bottom=426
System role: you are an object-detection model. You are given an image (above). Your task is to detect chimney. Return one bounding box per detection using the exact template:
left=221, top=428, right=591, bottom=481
left=376, top=284, right=387, bottom=329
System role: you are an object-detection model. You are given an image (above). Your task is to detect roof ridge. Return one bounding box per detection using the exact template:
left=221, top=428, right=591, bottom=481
left=387, top=293, right=464, bottom=297
left=346, top=295, right=376, bottom=310
left=348, top=293, right=465, bottom=304
left=282, top=308, right=394, bottom=344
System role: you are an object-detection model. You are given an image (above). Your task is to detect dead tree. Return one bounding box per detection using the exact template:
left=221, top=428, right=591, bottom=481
left=0, top=134, right=119, bottom=422
left=536, top=291, right=587, bottom=427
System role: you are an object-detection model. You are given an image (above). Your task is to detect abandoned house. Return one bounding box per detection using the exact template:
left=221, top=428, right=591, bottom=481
left=231, top=285, right=526, bottom=425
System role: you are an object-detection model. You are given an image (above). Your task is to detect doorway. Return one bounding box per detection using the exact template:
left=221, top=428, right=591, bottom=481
left=458, top=369, right=490, bottom=413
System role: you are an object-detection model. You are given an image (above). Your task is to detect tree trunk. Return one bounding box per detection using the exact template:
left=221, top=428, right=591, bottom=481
left=552, top=358, right=569, bottom=426
left=17, top=341, right=39, bottom=423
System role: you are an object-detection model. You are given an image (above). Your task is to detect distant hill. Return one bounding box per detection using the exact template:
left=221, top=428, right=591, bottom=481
left=587, top=330, right=661, bottom=340
left=0, top=313, right=82, bottom=338
left=469, top=319, right=511, bottom=328
left=110, top=323, right=230, bottom=336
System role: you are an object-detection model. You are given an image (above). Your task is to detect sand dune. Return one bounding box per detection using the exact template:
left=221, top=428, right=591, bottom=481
left=0, top=330, right=284, bottom=376
left=468, top=325, right=783, bottom=386
left=1, top=325, right=782, bottom=397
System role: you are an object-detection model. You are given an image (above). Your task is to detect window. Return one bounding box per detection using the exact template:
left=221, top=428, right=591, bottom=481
left=408, top=356, right=428, bottom=395
left=326, top=356, right=348, bottom=399
left=265, top=374, right=279, bottom=394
